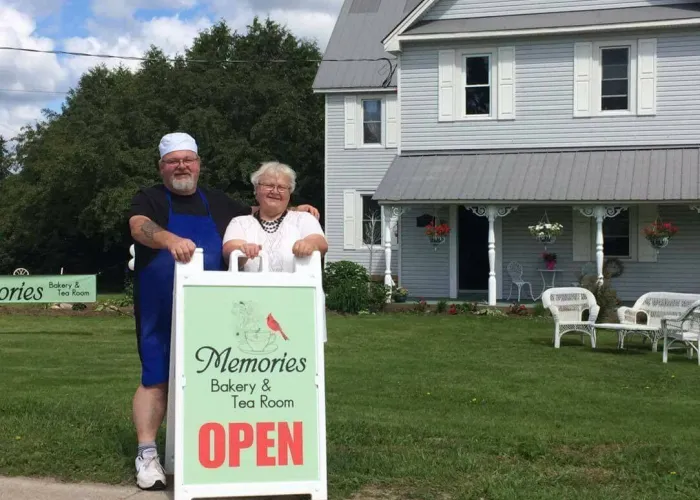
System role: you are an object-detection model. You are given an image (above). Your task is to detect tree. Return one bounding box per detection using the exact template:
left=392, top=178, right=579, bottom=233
left=0, top=136, right=9, bottom=181
left=0, top=18, right=325, bottom=285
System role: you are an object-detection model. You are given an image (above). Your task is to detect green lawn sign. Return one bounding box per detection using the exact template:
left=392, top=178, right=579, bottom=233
left=165, top=249, right=327, bottom=500
left=0, top=275, right=97, bottom=303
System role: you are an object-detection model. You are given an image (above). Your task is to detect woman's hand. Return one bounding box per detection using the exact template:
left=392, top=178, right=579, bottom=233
left=240, top=242, right=262, bottom=259
left=292, top=239, right=316, bottom=257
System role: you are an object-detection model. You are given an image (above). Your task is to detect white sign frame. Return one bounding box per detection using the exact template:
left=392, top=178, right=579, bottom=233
left=164, top=248, right=328, bottom=500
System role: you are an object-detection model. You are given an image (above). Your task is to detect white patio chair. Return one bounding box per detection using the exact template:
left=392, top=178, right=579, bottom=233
left=661, top=299, right=700, bottom=365
left=506, top=261, right=534, bottom=302
left=542, top=287, right=600, bottom=349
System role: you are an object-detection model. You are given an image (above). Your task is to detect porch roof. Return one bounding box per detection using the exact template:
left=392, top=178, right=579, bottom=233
left=402, top=3, right=700, bottom=37
left=373, top=146, right=700, bottom=204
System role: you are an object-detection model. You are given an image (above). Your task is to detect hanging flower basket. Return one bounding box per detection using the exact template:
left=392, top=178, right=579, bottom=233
left=528, top=222, right=563, bottom=245
left=643, top=220, right=678, bottom=250
left=425, top=221, right=451, bottom=250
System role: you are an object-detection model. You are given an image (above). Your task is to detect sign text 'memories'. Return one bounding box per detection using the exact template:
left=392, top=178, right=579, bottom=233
left=199, top=422, right=304, bottom=469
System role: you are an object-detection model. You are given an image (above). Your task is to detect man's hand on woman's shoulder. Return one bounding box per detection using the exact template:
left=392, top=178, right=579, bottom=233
left=292, top=204, right=320, bottom=219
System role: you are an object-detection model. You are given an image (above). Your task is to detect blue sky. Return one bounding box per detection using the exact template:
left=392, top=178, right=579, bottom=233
left=0, top=0, right=342, bottom=139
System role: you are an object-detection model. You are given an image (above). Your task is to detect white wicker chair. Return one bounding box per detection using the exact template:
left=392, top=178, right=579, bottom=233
left=506, top=261, right=534, bottom=302
left=661, top=299, right=700, bottom=365
left=616, top=292, right=700, bottom=352
left=542, top=287, right=600, bottom=349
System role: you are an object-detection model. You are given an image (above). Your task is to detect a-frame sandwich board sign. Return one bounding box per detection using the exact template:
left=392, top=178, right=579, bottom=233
left=164, top=248, right=327, bottom=500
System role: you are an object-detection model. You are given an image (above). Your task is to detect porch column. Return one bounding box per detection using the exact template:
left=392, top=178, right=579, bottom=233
left=383, top=206, right=407, bottom=302
left=575, top=206, right=627, bottom=285
left=466, top=205, right=518, bottom=306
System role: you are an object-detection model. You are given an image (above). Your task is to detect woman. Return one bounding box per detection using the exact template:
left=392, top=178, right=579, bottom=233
left=222, top=161, right=329, bottom=339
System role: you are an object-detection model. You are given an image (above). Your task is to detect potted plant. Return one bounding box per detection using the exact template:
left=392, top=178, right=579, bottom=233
left=542, top=251, right=557, bottom=270
left=643, top=220, right=679, bottom=249
left=425, top=220, right=451, bottom=248
left=528, top=221, right=563, bottom=244
left=393, top=287, right=408, bottom=303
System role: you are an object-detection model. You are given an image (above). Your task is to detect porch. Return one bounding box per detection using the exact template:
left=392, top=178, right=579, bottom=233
left=372, top=147, right=700, bottom=305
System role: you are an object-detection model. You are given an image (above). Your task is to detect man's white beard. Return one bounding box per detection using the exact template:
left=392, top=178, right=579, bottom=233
left=172, top=177, right=195, bottom=192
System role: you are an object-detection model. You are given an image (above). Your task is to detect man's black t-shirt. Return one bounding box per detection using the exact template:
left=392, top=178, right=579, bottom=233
left=128, top=184, right=251, bottom=272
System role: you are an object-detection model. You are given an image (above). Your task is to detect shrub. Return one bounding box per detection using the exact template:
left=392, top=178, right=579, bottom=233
left=323, top=261, right=369, bottom=291
left=326, top=281, right=369, bottom=314
left=324, top=261, right=379, bottom=315
left=368, top=282, right=391, bottom=314
left=436, top=300, right=447, bottom=313
left=580, top=274, right=622, bottom=323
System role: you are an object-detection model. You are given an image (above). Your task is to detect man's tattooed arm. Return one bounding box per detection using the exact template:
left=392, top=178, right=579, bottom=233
left=141, top=220, right=164, bottom=241
left=129, top=216, right=177, bottom=250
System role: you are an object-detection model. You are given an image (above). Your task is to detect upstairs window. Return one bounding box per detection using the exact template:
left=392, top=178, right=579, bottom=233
left=601, top=46, right=630, bottom=111
left=464, top=54, right=491, bottom=116
left=362, top=99, right=382, bottom=145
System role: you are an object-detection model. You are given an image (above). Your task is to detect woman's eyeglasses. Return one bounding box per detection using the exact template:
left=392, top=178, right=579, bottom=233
left=257, top=183, right=290, bottom=193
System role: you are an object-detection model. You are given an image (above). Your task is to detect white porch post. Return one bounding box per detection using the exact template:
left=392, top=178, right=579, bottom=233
left=466, top=205, right=518, bottom=306
left=575, top=206, right=627, bottom=285
left=487, top=209, right=497, bottom=305
left=383, top=206, right=406, bottom=302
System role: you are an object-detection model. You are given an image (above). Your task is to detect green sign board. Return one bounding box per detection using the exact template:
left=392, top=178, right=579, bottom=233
left=167, top=249, right=327, bottom=500
left=0, top=275, right=97, bottom=303
left=182, top=285, right=319, bottom=484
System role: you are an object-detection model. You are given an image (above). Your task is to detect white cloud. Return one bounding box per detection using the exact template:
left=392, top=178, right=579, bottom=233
left=0, top=3, right=67, bottom=139
left=204, top=0, right=342, bottom=50
left=62, top=15, right=212, bottom=78
left=0, top=0, right=343, bottom=140
left=90, top=0, right=198, bottom=19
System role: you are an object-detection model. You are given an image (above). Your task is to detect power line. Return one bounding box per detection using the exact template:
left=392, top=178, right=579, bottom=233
left=0, top=45, right=397, bottom=87
left=0, top=45, right=391, bottom=65
left=0, top=88, right=69, bottom=95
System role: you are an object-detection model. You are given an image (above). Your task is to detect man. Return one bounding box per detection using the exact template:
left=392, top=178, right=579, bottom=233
left=128, top=132, right=319, bottom=490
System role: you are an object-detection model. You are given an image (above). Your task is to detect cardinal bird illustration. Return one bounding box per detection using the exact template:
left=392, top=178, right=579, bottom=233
left=267, top=313, right=289, bottom=341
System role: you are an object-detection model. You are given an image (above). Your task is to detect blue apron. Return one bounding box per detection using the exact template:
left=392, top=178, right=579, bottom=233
left=136, top=189, right=223, bottom=386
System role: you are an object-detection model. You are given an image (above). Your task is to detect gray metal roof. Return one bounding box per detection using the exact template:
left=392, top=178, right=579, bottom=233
left=313, top=0, right=422, bottom=90
left=373, top=147, right=700, bottom=203
left=403, top=3, right=700, bottom=36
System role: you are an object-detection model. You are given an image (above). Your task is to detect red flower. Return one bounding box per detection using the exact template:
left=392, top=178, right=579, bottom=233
left=425, top=222, right=451, bottom=237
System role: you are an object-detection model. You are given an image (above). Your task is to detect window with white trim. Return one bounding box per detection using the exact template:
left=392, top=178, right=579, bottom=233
left=438, top=46, right=515, bottom=122
left=464, top=54, right=492, bottom=116
left=600, top=46, right=631, bottom=112
left=603, top=210, right=631, bottom=258
left=574, top=38, right=655, bottom=117
left=342, top=189, right=398, bottom=250
left=361, top=194, right=382, bottom=245
left=343, top=94, right=398, bottom=149
left=362, top=99, right=382, bottom=145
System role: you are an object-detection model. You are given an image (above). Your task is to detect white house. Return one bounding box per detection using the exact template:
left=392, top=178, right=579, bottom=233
left=313, top=0, right=700, bottom=305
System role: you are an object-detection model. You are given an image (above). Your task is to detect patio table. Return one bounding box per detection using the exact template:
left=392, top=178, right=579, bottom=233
left=535, top=268, right=561, bottom=300
left=594, top=322, right=661, bottom=351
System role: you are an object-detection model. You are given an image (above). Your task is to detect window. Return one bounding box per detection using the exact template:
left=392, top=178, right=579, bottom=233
left=465, top=55, right=491, bottom=116
left=601, top=46, right=630, bottom=111
left=361, top=194, right=382, bottom=245
left=362, top=99, right=382, bottom=145
left=603, top=211, right=630, bottom=258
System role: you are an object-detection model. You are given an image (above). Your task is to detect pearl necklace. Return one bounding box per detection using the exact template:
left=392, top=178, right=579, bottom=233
left=255, top=210, right=288, bottom=233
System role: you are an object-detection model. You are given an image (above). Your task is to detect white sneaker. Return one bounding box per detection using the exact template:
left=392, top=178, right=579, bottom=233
left=135, top=450, right=167, bottom=490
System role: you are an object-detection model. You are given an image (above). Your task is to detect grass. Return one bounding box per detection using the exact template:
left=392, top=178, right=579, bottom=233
left=1, top=310, right=700, bottom=499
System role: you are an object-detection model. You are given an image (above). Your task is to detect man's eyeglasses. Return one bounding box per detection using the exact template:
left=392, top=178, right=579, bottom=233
left=162, top=157, right=199, bottom=167
left=257, top=182, right=290, bottom=193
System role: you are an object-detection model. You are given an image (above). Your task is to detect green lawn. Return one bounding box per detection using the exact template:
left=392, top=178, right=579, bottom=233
left=1, top=310, right=700, bottom=499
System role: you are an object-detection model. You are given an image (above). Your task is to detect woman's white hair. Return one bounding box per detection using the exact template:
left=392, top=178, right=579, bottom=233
left=250, top=161, right=297, bottom=193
